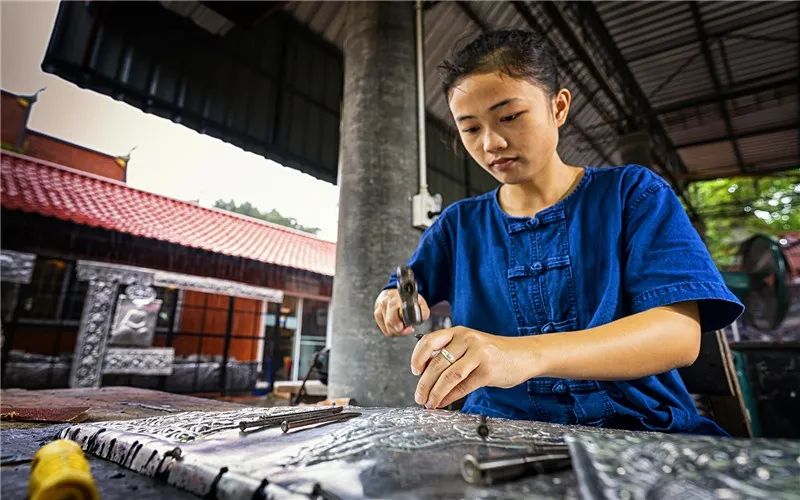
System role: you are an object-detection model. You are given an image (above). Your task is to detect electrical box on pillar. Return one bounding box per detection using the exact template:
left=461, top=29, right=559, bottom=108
left=412, top=0, right=442, bottom=230
left=412, top=191, right=442, bottom=229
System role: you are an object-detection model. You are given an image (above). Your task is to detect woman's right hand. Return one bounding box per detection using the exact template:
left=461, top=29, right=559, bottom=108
left=374, top=289, right=430, bottom=337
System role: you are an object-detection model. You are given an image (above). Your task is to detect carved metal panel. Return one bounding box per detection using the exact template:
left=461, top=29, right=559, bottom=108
left=70, top=260, right=288, bottom=387
left=0, top=250, right=36, bottom=284
left=566, top=431, right=800, bottom=500
left=102, top=348, right=175, bottom=375
left=70, top=261, right=155, bottom=388
left=154, top=271, right=283, bottom=303
left=76, top=261, right=155, bottom=287
left=109, top=290, right=162, bottom=347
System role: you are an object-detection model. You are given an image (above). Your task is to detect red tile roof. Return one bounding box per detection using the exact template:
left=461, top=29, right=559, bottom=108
left=1, top=152, right=336, bottom=276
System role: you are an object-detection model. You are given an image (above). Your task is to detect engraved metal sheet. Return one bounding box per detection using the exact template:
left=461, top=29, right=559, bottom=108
left=0, top=250, right=36, bottom=284
left=60, top=407, right=800, bottom=499
left=70, top=280, right=123, bottom=388
left=109, top=294, right=162, bottom=347
left=61, top=407, right=586, bottom=499
left=102, top=348, right=175, bottom=375
left=76, top=260, right=155, bottom=287
left=70, top=262, right=155, bottom=388
left=566, top=431, right=800, bottom=500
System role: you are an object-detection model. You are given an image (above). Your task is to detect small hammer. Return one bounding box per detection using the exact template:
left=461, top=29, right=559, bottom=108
left=396, top=265, right=424, bottom=339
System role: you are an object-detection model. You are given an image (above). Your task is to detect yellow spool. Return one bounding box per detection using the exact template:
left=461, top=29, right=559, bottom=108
left=28, top=439, right=99, bottom=500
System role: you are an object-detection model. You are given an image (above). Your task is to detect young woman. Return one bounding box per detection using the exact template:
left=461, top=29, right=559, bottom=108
left=373, top=30, right=743, bottom=435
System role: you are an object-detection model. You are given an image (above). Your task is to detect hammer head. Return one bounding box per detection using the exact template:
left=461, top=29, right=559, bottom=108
left=396, top=266, right=423, bottom=328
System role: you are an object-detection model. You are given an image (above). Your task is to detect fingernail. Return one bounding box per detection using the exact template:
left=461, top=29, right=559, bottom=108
left=411, top=366, right=419, bottom=376
left=414, top=391, right=422, bottom=404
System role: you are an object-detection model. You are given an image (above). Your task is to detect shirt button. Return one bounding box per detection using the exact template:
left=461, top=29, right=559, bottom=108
left=553, top=382, right=567, bottom=394
left=541, top=322, right=555, bottom=333
left=530, top=262, right=544, bottom=274
left=527, top=217, right=540, bottom=228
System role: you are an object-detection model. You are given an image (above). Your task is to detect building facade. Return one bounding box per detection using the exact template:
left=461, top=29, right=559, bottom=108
left=1, top=90, right=336, bottom=395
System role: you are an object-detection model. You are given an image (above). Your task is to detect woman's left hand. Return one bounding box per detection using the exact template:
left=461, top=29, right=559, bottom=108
left=411, top=327, right=540, bottom=409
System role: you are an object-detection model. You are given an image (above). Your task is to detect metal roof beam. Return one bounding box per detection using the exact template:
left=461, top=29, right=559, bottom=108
left=625, top=3, right=797, bottom=63
left=505, top=2, right=618, bottom=164
left=566, top=123, right=613, bottom=166
left=510, top=2, right=622, bottom=134
left=655, top=75, right=797, bottom=114
left=675, top=121, right=800, bottom=149
left=441, top=2, right=614, bottom=168
left=689, top=3, right=747, bottom=174
left=455, top=1, right=489, bottom=32
left=725, top=33, right=799, bottom=45
left=684, top=163, right=800, bottom=183
left=535, top=3, right=627, bottom=116
left=551, top=2, right=701, bottom=223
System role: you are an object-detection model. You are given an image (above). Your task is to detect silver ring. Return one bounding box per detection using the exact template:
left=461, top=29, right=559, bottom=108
left=440, top=348, right=457, bottom=365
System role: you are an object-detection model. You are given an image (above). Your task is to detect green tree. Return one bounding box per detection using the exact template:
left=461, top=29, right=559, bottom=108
left=214, top=199, right=321, bottom=235
left=689, top=174, right=799, bottom=267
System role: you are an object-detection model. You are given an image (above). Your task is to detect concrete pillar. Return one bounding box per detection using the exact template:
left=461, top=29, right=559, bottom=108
left=328, top=2, right=420, bottom=407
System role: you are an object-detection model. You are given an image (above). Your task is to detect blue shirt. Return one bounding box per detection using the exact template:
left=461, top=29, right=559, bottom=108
left=387, top=165, right=743, bottom=435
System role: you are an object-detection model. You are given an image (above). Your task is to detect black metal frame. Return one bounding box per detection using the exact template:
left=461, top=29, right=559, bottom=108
left=689, top=3, right=746, bottom=174
left=513, top=2, right=617, bottom=166
left=552, top=2, right=707, bottom=221
left=623, top=3, right=797, bottom=64
left=675, top=122, right=800, bottom=150
left=655, top=75, right=797, bottom=115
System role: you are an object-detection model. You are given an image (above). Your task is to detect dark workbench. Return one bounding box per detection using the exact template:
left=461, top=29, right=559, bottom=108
left=39, top=404, right=800, bottom=499
left=1, top=387, right=245, bottom=499
left=3, top=388, right=799, bottom=499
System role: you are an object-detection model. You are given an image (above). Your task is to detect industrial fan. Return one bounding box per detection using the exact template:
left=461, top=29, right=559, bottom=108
left=721, top=234, right=793, bottom=331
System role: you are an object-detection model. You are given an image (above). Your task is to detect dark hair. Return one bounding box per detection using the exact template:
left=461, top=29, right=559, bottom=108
left=439, top=30, right=560, bottom=99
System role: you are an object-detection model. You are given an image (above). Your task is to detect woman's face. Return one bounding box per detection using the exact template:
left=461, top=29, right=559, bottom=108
left=448, top=72, right=571, bottom=185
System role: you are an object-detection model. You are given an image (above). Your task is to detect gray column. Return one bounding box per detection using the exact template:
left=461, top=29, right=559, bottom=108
left=328, top=2, right=421, bottom=407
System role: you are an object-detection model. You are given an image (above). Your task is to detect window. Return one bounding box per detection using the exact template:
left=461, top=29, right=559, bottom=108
left=296, top=298, right=329, bottom=381
left=16, top=259, right=86, bottom=322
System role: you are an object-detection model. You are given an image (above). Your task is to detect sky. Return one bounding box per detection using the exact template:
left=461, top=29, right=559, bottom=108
left=0, top=1, right=341, bottom=241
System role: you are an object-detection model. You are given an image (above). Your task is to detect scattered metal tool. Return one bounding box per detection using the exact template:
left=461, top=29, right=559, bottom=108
left=280, top=411, right=361, bottom=433
left=460, top=450, right=572, bottom=486
left=120, top=402, right=177, bottom=413
left=396, top=266, right=424, bottom=339
left=239, top=406, right=343, bottom=432
left=311, top=482, right=343, bottom=500
left=476, top=414, right=489, bottom=440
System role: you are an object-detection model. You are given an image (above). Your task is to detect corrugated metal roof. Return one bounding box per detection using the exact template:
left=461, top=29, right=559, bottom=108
left=166, top=0, right=799, bottom=184
left=43, top=0, right=796, bottom=208
left=284, top=0, right=797, bottom=187
left=596, top=0, right=798, bottom=180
